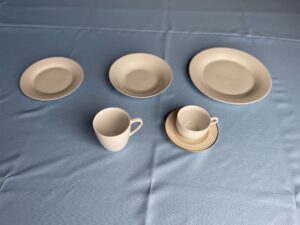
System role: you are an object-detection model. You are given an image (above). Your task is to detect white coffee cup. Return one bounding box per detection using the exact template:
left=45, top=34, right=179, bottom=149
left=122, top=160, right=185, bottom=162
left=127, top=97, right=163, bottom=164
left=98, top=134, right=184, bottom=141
left=176, top=105, right=218, bottom=140
left=93, top=107, right=143, bottom=152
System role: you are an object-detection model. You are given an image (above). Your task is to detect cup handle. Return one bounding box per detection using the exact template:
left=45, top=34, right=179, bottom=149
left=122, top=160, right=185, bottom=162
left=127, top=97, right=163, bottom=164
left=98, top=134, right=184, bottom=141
left=210, top=117, right=219, bottom=126
left=130, top=118, right=143, bottom=136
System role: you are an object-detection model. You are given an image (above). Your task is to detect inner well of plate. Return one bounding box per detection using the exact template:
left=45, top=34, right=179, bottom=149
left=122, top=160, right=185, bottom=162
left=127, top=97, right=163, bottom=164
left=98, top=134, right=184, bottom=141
left=203, top=60, right=255, bottom=96
left=33, top=67, right=73, bottom=94
left=123, top=69, right=161, bottom=93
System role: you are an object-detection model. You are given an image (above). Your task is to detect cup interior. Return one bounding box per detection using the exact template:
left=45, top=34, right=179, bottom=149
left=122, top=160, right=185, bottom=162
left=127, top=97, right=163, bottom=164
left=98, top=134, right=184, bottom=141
left=93, top=108, right=130, bottom=136
left=177, top=106, right=210, bottom=131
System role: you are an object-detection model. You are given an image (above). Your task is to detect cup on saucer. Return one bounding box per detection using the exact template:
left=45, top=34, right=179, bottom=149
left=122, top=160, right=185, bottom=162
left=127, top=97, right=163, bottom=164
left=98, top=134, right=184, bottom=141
left=165, top=106, right=219, bottom=152
left=176, top=105, right=218, bottom=142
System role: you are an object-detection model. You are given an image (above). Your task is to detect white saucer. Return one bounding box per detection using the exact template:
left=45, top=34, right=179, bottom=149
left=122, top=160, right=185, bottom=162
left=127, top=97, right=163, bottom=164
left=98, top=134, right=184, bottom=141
left=20, top=57, right=84, bottom=101
left=189, top=48, right=272, bottom=104
left=109, top=53, right=173, bottom=98
left=165, top=109, right=218, bottom=152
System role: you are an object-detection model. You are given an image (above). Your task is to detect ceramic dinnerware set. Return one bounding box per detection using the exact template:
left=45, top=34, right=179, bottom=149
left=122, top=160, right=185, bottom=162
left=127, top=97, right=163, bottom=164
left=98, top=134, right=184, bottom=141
left=19, top=47, right=272, bottom=152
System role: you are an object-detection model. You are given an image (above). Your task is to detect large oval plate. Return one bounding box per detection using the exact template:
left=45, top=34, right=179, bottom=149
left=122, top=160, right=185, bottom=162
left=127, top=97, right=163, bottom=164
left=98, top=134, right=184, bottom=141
left=189, top=48, right=272, bottom=104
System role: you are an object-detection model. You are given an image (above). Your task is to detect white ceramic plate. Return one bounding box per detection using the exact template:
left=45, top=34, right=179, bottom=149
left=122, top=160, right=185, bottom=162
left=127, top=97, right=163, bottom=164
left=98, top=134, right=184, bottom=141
left=189, top=48, right=272, bottom=104
left=109, top=53, right=173, bottom=98
left=165, top=109, right=218, bottom=152
left=20, top=57, right=84, bottom=101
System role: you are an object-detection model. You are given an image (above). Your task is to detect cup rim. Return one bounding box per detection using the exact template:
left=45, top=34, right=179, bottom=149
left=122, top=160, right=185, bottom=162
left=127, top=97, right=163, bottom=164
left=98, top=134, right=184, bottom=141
left=92, top=107, right=131, bottom=137
left=177, top=105, right=211, bottom=132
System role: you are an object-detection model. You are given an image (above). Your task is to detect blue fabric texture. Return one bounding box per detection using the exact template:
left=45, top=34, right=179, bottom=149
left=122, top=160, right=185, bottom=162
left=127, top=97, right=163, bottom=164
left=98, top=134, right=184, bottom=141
left=0, top=0, right=300, bottom=224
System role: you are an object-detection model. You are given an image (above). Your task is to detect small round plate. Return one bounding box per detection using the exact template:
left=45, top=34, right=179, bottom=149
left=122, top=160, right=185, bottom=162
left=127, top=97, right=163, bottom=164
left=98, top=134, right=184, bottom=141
left=189, top=48, right=272, bottom=104
left=20, top=57, right=84, bottom=101
left=109, top=53, right=173, bottom=98
left=165, top=109, right=218, bottom=152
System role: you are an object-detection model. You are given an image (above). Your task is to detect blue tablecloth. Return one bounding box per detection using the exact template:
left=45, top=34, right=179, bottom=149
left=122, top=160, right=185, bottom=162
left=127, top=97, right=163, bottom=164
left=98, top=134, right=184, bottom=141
left=1, top=1, right=300, bottom=224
